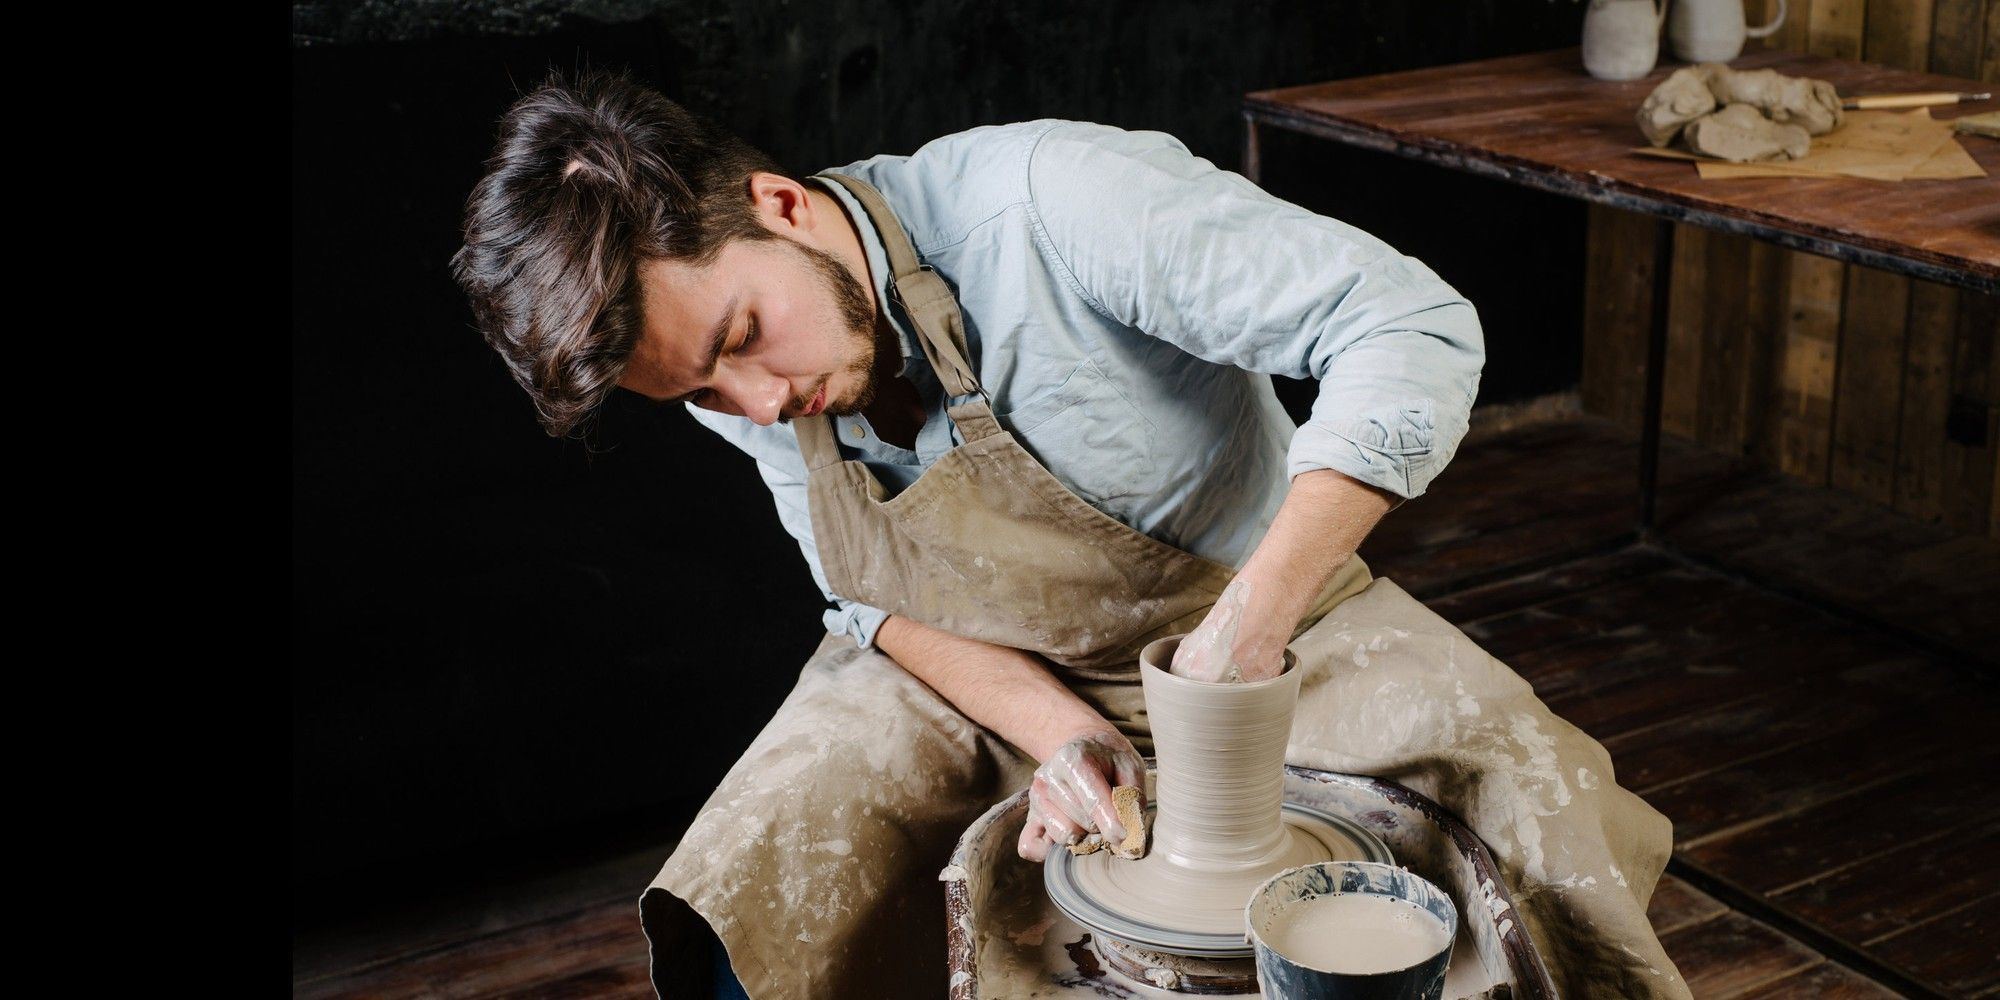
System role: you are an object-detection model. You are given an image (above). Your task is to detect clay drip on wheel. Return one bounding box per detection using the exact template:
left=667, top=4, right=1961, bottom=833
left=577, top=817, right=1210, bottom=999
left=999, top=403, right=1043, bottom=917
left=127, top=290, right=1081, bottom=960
left=1066, top=640, right=1374, bottom=938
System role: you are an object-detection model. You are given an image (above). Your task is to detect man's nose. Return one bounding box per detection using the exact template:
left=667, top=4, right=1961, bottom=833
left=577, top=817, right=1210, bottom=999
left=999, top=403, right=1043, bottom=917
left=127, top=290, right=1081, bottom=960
left=721, top=367, right=791, bottom=426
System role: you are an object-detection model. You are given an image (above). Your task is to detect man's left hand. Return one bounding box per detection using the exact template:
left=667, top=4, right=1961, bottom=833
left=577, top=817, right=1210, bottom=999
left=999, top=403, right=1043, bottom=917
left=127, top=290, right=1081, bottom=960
left=1168, top=577, right=1291, bottom=683
left=1169, top=470, right=1397, bottom=684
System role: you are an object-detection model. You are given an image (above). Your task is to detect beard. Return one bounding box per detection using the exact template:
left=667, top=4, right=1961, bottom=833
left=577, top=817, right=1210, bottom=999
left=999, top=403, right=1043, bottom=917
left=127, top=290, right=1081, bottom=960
left=784, top=238, right=882, bottom=419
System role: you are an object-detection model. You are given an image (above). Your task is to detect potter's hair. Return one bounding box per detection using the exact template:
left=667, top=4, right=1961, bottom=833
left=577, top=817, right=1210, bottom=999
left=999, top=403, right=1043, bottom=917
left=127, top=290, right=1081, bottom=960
left=451, top=68, right=792, bottom=438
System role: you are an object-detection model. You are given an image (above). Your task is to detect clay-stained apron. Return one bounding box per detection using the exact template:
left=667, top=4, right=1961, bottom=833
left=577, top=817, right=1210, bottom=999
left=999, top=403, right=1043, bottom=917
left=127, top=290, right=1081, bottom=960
left=640, top=172, right=1687, bottom=1000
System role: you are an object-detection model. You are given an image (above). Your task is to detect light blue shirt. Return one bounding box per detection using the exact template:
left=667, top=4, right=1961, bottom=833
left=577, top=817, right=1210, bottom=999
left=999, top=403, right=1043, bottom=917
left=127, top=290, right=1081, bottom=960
left=690, top=119, right=1484, bottom=649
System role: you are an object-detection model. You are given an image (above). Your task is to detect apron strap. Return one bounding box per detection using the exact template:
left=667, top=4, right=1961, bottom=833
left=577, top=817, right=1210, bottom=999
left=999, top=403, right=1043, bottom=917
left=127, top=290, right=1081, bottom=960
left=794, top=411, right=845, bottom=472
left=945, top=399, right=1005, bottom=442
left=812, top=172, right=983, bottom=399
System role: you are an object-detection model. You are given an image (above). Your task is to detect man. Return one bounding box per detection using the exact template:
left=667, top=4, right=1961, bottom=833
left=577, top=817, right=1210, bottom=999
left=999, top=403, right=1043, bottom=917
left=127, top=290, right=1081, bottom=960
left=454, top=70, right=1688, bottom=999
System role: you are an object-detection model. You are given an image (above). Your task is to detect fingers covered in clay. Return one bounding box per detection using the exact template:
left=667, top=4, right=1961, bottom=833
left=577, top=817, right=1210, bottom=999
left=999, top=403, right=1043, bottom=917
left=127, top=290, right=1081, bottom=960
left=1171, top=578, right=1285, bottom=683
left=1030, top=776, right=1085, bottom=844
left=1684, top=103, right=1811, bottom=162
left=1019, top=729, right=1147, bottom=862
left=1050, top=769, right=1105, bottom=835
left=1170, top=583, right=1245, bottom=682
left=1018, top=804, right=1051, bottom=861
left=1051, top=739, right=1127, bottom=840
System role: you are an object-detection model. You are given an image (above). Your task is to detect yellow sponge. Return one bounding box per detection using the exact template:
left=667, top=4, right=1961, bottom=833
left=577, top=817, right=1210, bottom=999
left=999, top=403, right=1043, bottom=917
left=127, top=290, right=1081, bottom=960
left=1065, top=785, right=1149, bottom=860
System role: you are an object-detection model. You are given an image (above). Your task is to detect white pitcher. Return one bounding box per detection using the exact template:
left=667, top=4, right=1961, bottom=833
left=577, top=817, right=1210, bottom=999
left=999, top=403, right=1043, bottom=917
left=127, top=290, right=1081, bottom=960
left=1583, top=0, right=1671, bottom=81
left=1669, top=0, right=1787, bottom=63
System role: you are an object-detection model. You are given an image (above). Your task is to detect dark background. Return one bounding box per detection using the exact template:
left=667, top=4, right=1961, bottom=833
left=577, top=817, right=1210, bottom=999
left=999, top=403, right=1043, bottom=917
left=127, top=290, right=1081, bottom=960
left=293, top=0, right=1589, bottom=930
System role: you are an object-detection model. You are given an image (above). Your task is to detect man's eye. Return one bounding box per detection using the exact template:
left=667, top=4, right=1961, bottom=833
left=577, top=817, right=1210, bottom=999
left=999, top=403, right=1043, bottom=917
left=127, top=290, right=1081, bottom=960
left=736, top=317, right=759, bottom=352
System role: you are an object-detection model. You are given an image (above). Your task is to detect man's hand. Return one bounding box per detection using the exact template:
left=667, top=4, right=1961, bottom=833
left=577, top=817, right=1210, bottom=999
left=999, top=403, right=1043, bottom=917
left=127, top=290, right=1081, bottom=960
left=1018, top=728, right=1145, bottom=862
left=1171, top=470, right=1397, bottom=684
left=1169, top=577, right=1288, bottom=682
left=871, top=615, right=1147, bottom=861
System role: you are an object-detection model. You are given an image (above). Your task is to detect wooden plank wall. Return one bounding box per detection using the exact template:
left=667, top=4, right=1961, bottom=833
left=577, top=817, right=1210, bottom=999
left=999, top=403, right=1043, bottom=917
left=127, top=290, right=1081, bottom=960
left=1581, top=0, right=2000, bottom=537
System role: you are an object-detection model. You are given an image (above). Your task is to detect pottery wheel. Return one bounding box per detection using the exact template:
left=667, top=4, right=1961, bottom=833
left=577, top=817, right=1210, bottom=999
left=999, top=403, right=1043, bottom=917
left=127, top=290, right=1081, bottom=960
left=1044, top=801, right=1392, bottom=959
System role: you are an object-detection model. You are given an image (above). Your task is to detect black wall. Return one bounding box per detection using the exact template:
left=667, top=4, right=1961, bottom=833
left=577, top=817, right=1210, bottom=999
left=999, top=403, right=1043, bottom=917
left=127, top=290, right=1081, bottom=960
left=292, top=0, right=1589, bottom=925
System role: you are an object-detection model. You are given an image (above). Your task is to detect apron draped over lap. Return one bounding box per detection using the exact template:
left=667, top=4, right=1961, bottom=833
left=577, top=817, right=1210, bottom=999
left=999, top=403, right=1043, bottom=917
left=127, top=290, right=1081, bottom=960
left=641, top=173, right=1686, bottom=999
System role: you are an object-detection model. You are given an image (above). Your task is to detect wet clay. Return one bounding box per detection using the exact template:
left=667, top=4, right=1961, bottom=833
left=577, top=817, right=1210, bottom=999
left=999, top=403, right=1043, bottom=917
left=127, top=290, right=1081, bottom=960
left=1257, top=893, right=1453, bottom=975
left=1637, top=62, right=1842, bottom=159
left=1067, top=652, right=1370, bottom=937
left=1683, top=103, right=1811, bottom=161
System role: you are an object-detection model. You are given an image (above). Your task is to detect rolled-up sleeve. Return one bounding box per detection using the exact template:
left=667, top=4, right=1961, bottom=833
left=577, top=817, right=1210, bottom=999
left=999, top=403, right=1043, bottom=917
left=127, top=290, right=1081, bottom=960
left=1024, top=122, right=1484, bottom=499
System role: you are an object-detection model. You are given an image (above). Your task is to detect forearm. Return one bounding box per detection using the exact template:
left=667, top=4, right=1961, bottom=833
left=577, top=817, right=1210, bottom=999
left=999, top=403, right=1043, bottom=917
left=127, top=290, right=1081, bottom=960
left=1228, top=469, right=1396, bottom=666
left=874, top=613, right=1109, bottom=762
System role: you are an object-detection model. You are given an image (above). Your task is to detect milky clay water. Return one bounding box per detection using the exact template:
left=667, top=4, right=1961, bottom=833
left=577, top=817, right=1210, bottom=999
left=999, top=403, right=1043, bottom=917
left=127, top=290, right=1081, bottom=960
left=1258, top=891, right=1454, bottom=975
left=1251, top=863, right=1459, bottom=998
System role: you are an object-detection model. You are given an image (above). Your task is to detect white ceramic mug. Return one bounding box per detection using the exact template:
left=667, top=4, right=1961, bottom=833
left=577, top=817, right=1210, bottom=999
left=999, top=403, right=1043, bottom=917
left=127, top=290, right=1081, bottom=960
left=1669, top=0, right=1787, bottom=63
left=1583, top=0, right=1672, bottom=81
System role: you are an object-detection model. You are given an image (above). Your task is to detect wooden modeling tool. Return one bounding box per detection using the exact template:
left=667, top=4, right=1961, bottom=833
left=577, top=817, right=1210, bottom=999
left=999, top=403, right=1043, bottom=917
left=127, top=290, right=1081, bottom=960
left=1841, top=91, right=1991, bottom=110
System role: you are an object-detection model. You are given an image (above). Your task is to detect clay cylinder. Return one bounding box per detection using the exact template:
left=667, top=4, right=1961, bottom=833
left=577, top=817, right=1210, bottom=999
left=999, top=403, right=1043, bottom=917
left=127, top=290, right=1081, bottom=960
left=1140, top=636, right=1301, bottom=873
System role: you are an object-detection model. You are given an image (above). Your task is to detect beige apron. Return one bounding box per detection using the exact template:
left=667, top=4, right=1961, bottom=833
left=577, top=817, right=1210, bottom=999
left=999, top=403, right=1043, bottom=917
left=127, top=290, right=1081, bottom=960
left=641, top=173, right=1686, bottom=999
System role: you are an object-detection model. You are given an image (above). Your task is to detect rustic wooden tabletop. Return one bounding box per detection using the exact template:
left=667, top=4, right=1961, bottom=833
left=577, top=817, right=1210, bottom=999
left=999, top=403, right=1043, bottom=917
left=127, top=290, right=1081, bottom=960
left=1243, top=48, right=1999, bottom=290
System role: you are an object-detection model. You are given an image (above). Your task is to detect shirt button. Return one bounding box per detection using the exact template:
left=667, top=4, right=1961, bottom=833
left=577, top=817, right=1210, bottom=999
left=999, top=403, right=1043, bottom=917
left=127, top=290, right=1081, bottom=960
left=848, top=424, right=866, bottom=440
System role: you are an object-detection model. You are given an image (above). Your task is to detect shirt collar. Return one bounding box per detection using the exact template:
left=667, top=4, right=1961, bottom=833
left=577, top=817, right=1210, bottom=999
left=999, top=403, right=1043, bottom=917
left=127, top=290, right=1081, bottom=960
left=808, top=173, right=921, bottom=379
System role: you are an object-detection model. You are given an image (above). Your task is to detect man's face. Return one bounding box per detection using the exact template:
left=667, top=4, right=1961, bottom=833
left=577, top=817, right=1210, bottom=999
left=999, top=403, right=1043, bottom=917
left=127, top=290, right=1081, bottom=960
left=617, top=233, right=881, bottom=425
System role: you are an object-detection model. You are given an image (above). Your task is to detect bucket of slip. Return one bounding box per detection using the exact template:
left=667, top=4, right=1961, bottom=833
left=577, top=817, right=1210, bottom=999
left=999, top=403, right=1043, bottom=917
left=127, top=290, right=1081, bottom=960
left=1245, top=861, right=1456, bottom=1000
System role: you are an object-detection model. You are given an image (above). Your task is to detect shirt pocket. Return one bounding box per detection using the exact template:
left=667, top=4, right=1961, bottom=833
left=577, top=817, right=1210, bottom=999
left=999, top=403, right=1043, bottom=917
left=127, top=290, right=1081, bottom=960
left=994, top=357, right=1159, bottom=511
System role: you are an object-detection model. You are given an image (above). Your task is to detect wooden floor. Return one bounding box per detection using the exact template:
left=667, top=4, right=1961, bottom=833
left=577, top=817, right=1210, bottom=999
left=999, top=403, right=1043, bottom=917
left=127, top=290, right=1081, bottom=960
left=293, top=414, right=1999, bottom=999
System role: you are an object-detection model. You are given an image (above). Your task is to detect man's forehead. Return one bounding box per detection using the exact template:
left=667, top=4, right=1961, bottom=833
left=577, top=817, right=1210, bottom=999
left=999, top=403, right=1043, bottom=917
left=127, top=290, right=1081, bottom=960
left=622, top=255, right=738, bottom=401
left=640, top=256, right=728, bottom=338
left=641, top=264, right=748, bottom=395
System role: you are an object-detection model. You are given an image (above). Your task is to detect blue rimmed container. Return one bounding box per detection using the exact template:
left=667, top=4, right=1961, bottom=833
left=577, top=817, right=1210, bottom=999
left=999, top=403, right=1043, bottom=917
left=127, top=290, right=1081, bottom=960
left=1245, top=861, right=1456, bottom=1000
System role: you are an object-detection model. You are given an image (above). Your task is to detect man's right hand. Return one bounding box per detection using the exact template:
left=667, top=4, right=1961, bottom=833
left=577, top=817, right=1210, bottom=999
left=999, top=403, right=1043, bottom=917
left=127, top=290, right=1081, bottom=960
left=869, top=615, right=1147, bottom=862
left=1018, top=728, right=1145, bottom=862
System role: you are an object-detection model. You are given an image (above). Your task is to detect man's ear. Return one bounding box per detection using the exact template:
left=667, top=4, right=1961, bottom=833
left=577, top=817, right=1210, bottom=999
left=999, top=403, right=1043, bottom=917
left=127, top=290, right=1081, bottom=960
left=747, top=172, right=813, bottom=235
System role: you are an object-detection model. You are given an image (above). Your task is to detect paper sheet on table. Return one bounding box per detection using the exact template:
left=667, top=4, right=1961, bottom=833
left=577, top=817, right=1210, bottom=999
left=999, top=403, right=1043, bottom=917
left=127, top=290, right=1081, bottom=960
left=1698, top=132, right=1983, bottom=179
left=1631, top=109, right=1983, bottom=180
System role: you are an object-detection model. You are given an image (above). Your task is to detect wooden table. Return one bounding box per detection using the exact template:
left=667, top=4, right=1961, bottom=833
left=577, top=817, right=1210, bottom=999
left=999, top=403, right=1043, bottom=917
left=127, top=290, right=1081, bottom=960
left=1242, top=48, right=1999, bottom=532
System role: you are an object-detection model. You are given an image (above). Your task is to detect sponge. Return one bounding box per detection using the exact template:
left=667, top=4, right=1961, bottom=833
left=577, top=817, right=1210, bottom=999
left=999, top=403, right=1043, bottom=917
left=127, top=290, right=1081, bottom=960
left=1065, top=785, right=1149, bottom=860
